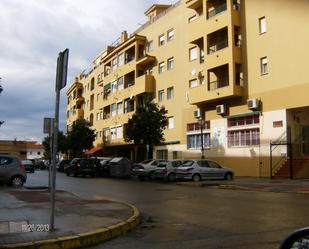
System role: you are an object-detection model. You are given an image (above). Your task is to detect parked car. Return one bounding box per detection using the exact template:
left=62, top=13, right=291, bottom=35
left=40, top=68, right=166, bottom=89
left=21, top=160, right=35, bottom=173
left=152, top=160, right=184, bottom=181
left=57, top=159, right=71, bottom=172
left=65, top=158, right=101, bottom=177
left=0, top=154, right=27, bottom=187
left=176, top=159, right=234, bottom=182
left=131, top=159, right=167, bottom=180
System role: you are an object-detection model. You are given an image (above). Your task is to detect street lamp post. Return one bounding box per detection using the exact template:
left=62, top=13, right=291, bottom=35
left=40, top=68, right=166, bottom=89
left=199, top=118, right=205, bottom=159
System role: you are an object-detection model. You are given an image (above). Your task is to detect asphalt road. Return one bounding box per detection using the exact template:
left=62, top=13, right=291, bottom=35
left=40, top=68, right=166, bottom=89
left=27, top=171, right=309, bottom=249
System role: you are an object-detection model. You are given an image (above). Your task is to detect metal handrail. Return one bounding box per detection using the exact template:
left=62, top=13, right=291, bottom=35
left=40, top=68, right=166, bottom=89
left=207, top=3, right=227, bottom=18
left=208, top=78, right=229, bottom=90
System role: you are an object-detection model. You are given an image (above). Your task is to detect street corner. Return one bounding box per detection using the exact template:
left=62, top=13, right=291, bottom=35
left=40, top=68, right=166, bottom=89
left=0, top=190, right=141, bottom=249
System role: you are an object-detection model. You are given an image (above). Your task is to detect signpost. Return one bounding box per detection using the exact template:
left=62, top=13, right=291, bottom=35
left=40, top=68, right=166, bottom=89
left=43, top=117, right=54, bottom=190
left=50, top=49, right=69, bottom=231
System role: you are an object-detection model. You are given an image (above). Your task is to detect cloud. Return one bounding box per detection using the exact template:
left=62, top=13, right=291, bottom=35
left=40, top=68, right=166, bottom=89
left=0, top=0, right=177, bottom=143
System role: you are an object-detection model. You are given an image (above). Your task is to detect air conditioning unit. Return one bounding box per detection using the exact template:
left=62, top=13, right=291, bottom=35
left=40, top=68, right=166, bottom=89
left=194, top=109, right=201, bottom=118
left=216, top=104, right=226, bottom=115
left=247, top=98, right=260, bottom=110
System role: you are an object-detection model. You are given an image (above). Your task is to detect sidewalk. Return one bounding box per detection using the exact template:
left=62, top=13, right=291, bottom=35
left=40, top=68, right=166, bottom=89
left=177, top=177, right=309, bottom=194
left=219, top=177, right=309, bottom=194
left=0, top=189, right=140, bottom=249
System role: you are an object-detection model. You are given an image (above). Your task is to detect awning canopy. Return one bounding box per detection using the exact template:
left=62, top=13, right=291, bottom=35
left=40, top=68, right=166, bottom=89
left=84, top=146, right=103, bottom=154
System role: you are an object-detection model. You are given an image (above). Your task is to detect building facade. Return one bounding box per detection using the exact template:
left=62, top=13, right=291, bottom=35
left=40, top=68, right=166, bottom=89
left=66, top=0, right=309, bottom=177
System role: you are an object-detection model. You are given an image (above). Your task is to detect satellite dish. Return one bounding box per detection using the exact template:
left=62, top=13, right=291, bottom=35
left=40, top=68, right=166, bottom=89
left=191, top=69, right=196, bottom=76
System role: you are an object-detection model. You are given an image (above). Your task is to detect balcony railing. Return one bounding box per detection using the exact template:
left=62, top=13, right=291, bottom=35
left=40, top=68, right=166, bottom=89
left=208, top=78, right=229, bottom=90
left=207, top=3, right=227, bottom=19
left=208, top=40, right=228, bottom=54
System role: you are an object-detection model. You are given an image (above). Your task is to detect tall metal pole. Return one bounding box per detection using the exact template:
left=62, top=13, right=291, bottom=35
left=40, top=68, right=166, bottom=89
left=50, top=49, right=69, bottom=231
left=48, top=119, right=54, bottom=191
left=50, top=76, right=60, bottom=231
left=200, top=118, right=205, bottom=159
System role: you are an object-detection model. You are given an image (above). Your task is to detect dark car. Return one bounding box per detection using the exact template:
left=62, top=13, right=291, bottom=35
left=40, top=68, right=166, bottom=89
left=57, top=159, right=71, bottom=172
left=21, top=160, right=35, bottom=173
left=65, top=158, right=100, bottom=177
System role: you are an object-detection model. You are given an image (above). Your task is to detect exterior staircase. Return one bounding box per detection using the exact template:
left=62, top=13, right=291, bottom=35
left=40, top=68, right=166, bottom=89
left=273, top=157, right=309, bottom=179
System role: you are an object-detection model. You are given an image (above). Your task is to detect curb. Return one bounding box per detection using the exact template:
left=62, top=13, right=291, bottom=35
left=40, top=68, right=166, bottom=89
left=218, top=184, right=250, bottom=191
left=176, top=182, right=219, bottom=188
left=0, top=201, right=140, bottom=249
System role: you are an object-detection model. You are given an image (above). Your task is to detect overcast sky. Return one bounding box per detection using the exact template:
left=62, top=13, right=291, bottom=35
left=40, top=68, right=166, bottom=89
left=0, top=0, right=176, bottom=143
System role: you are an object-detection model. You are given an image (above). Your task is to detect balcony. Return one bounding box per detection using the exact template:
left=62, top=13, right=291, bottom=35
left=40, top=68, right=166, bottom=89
left=136, top=54, right=156, bottom=66
left=186, top=0, right=203, bottom=10
left=189, top=64, right=243, bottom=104
left=189, top=82, right=242, bottom=104
left=207, top=27, right=228, bottom=54
left=207, top=1, right=227, bottom=19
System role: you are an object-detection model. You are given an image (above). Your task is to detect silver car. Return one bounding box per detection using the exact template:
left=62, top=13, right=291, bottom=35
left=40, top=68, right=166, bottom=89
left=176, top=159, right=234, bottom=182
left=152, top=160, right=184, bottom=181
left=131, top=159, right=167, bottom=180
left=0, top=154, right=27, bottom=186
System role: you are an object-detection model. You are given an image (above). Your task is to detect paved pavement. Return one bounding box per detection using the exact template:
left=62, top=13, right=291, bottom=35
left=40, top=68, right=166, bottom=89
left=0, top=188, right=139, bottom=249
left=177, top=177, right=309, bottom=194
left=217, top=177, right=309, bottom=194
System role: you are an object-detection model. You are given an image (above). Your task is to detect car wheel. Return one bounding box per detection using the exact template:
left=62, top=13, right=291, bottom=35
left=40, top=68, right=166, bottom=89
left=10, top=176, right=24, bottom=187
left=225, top=173, right=233, bottom=180
left=168, top=173, right=176, bottom=182
left=192, top=174, right=201, bottom=182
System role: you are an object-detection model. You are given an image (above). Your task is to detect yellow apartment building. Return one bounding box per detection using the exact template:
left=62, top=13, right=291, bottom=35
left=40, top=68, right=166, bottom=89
left=66, top=0, right=309, bottom=178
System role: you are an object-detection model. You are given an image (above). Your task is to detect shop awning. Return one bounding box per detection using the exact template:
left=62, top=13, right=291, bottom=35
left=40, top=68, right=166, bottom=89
left=85, top=146, right=103, bottom=154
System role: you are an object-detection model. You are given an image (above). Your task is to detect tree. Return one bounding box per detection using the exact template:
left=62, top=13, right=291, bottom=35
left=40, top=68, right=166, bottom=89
left=125, top=100, right=168, bottom=160
left=42, top=131, right=67, bottom=158
left=66, top=118, right=95, bottom=158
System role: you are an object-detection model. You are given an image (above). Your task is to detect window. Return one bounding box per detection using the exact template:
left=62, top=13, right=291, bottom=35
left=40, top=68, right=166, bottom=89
left=187, top=134, right=211, bottom=149
left=111, top=103, right=117, bottom=117
left=111, top=127, right=117, bottom=140
left=167, top=29, right=174, bottom=41
left=97, top=112, right=100, bottom=121
left=167, top=87, right=174, bottom=100
left=273, top=121, right=283, bottom=128
left=159, top=34, right=165, bottom=46
left=228, top=114, right=259, bottom=127
left=260, top=57, right=268, bottom=75
left=228, top=128, right=260, bottom=147
left=259, top=16, right=266, bottom=34
left=117, top=102, right=123, bottom=115
left=111, top=57, right=118, bottom=71
left=189, top=47, right=198, bottom=61
left=118, top=53, right=124, bottom=66
left=124, top=98, right=134, bottom=113
left=159, top=62, right=165, bottom=74
left=156, top=150, right=168, bottom=159
left=168, top=117, right=174, bottom=129
left=116, top=126, right=123, bottom=139
left=117, top=77, right=124, bottom=91
left=158, top=90, right=164, bottom=102
left=189, top=79, right=199, bottom=88
left=167, top=57, right=174, bottom=70
left=187, top=121, right=210, bottom=131
left=147, top=40, right=153, bottom=52
left=90, top=78, right=95, bottom=90
left=111, top=80, right=117, bottom=93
